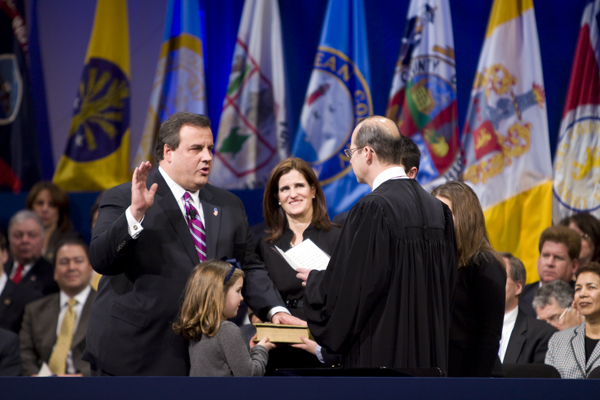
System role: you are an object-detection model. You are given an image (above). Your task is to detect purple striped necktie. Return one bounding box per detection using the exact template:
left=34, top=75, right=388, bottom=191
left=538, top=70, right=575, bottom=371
left=183, top=192, right=207, bottom=262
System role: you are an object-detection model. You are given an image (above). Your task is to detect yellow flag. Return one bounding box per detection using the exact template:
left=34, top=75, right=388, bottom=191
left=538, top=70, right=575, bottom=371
left=461, top=0, right=553, bottom=282
left=53, top=0, right=130, bottom=191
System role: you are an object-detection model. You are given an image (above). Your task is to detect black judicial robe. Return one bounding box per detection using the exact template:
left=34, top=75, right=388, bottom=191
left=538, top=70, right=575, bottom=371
left=304, top=179, right=457, bottom=371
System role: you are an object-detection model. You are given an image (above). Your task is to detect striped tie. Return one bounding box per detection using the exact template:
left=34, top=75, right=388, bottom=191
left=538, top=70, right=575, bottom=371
left=183, top=192, right=207, bottom=262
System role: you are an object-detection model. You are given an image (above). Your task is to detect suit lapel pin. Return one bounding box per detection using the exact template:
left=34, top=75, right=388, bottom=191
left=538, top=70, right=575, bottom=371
left=30, top=275, right=36, bottom=281
left=213, top=208, right=218, bottom=216
left=3, top=298, right=10, bottom=305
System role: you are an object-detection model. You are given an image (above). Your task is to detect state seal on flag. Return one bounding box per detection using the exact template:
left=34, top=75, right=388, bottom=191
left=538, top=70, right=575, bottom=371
left=0, top=54, right=22, bottom=126
left=295, top=46, right=372, bottom=185
left=553, top=108, right=600, bottom=214
left=65, top=57, right=130, bottom=162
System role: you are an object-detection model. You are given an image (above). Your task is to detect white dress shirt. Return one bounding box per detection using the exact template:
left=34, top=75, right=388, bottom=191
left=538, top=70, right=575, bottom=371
left=56, top=286, right=92, bottom=374
left=499, top=306, right=519, bottom=363
left=8, top=260, right=34, bottom=280
left=0, top=272, right=7, bottom=294
left=372, top=166, right=408, bottom=191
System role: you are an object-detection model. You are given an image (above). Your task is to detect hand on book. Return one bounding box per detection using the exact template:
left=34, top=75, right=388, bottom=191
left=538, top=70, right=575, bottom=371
left=271, top=312, right=307, bottom=326
left=250, top=334, right=275, bottom=351
left=291, top=336, right=317, bottom=355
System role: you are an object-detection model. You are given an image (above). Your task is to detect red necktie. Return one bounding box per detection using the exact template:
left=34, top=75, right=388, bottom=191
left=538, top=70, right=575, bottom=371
left=12, top=264, right=24, bottom=284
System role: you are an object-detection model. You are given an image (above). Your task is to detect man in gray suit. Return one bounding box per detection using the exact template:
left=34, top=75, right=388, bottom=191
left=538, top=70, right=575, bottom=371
left=83, top=112, right=300, bottom=376
left=19, top=238, right=96, bottom=376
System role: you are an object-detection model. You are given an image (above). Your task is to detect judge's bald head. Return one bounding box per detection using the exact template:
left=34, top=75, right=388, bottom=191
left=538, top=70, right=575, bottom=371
left=352, top=116, right=403, bottom=166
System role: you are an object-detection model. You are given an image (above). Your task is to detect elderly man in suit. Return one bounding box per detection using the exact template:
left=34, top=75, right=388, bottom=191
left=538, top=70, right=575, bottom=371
left=20, top=238, right=96, bottom=376
left=499, top=253, right=557, bottom=365
left=4, top=210, right=58, bottom=301
left=83, top=112, right=300, bottom=376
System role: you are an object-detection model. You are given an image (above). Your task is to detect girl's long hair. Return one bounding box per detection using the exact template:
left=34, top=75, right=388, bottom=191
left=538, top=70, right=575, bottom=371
left=432, top=181, right=503, bottom=268
left=173, top=259, right=245, bottom=341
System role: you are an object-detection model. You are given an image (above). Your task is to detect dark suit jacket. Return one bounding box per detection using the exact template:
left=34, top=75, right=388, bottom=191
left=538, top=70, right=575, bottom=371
left=4, top=257, right=59, bottom=300
left=503, top=308, right=557, bottom=364
left=519, top=282, right=539, bottom=318
left=0, top=327, right=21, bottom=376
left=0, top=278, right=40, bottom=333
left=83, top=171, right=285, bottom=376
left=19, top=289, right=96, bottom=376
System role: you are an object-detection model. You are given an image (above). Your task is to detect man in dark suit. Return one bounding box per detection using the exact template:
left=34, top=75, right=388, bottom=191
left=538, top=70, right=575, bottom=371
left=519, top=226, right=580, bottom=317
left=0, top=327, right=21, bottom=376
left=499, top=253, right=557, bottom=364
left=83, top=112, right=300, bottom=376
left=2, top=211, right=58, bottom=314
left=19, top=238, right=96, bottom=376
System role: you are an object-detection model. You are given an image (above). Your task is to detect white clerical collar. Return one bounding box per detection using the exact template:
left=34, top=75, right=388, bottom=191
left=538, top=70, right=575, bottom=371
left=158, top=166, right=200, bottom=206
left=59, top=285, right=92, bottom=308
left=504, top=305, right=519, bottom=324
left=372, top=166, right=408, bottom=191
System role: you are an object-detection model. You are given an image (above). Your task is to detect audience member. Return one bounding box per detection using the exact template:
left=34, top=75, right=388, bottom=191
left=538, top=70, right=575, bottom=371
left=0, top=327, right=21, bottom=376
left=297, top=116, right=457, bottom=371
left=533, top=280, right=583, bottom=331
left=19, top=238, right=96, bottom=376
left=83, top=112, right=297, bottom=376
left=0, top=232, right=39, bottom=333
left=332, top=134, right=420, bottom=226
left=519, top=226, right=580, bottom=317
left=545, top=262, right=600, bottom=378
left=256, top=157, right=341, bottom=371
left=499, top=252, right=557, bottom=364
left=25, top=182, right=76, bottom=264
left=559, top=213, right=600, bottom=269
left=432, top=181, right=505, bottom=377
left=4, top=210, right=58, bottom=300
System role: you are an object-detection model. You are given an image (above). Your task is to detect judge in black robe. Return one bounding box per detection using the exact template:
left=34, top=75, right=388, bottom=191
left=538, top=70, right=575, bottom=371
left=300, top=116, right=457, bottom=372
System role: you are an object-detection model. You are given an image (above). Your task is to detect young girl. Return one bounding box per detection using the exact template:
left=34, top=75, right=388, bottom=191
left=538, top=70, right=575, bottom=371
left=173, top=259, right=275, bottom=376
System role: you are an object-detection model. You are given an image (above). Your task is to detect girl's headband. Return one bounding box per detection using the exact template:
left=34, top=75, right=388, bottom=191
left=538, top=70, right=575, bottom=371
left=222, top=257, right=242, bottom=284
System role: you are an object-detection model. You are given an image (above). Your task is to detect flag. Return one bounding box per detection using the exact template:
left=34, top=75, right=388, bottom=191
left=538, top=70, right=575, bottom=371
left=293, top=0, right=372, bottom=217
left=461, top=0, right=553, bottom=282
left=553, top=0, right=600, bottom=221
left=386, top=0, right=460, bottom=191
left=133, top=0, right=206, bottom=169
left=53, top=0, right=131, bottom=191
left=0, top=0, right=44, bottom=192
left=211, top=0, right=289, bottom=189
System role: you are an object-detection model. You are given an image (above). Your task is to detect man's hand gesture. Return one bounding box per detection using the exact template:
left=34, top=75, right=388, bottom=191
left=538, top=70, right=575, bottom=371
left=131, top=161, right=158, bottom=222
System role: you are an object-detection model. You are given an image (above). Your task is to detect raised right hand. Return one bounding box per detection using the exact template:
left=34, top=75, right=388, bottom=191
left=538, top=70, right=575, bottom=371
left=131, top=161, right=158, bottom=221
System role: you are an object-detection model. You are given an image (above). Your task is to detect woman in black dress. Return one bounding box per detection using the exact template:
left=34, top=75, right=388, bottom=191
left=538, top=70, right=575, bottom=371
left=432, top=181, right=506, bottom=377
left=256, top=157, right=341, bottom=370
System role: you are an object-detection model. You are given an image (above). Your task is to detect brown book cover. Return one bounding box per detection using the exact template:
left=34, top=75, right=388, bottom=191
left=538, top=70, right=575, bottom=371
left=253, top=323, right=314, bottom=344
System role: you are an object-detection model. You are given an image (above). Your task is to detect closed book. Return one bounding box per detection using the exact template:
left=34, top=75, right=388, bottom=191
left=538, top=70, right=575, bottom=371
left=253, top=323, right=313, bottom=344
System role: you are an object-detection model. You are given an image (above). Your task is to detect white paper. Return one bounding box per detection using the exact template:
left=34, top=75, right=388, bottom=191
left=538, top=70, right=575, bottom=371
left=275, top=239, right=330, bottom=271
left=37, top=362, right=54, bottom=377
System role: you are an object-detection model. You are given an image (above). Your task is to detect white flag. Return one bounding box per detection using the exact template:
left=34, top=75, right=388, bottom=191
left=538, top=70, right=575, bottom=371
left=211, top=0, right=289, bottom=189
left=461, top=0, right=553, bottom=280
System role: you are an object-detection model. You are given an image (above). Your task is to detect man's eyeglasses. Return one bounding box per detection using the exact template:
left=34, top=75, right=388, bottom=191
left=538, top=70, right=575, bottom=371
left=344, top=146, right=366, bottom=158
left=542, top=307, right=571, bottom=325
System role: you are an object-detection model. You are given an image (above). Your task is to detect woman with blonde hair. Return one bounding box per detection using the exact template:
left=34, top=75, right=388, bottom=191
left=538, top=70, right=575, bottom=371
left=173, top=259, right=275, bottom=376
left=432, top=181, right=506, bottom=377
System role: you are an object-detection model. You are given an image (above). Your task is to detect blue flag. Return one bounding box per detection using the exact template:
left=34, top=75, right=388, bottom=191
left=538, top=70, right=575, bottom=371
left=133, top=0, right=207, bottom=168
left=0, top=0, right=44, bottom=192
left=292, top=0, right=373, bottom=217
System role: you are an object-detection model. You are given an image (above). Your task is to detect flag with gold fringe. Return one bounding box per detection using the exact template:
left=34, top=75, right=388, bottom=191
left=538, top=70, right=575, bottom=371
left=53, top=0, right=130, bottom=191
left=133, top=0, right=206, bottom=169
left=461, top=0, right=553, bottom=282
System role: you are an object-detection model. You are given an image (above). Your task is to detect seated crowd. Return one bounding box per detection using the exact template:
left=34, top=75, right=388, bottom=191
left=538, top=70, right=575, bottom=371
left=1, top=116, right=599, bottom=379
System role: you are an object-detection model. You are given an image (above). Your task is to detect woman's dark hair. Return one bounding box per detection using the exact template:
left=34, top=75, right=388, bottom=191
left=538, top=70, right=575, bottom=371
left=559, top=213, right=600, bottom=263
left=25, top=181, right=73, bottom=233
left=575, top=261, right=600, bottom=280
left=263, top=157, right=332, bottom=243
left=432, top=181, right=503, bottom=268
